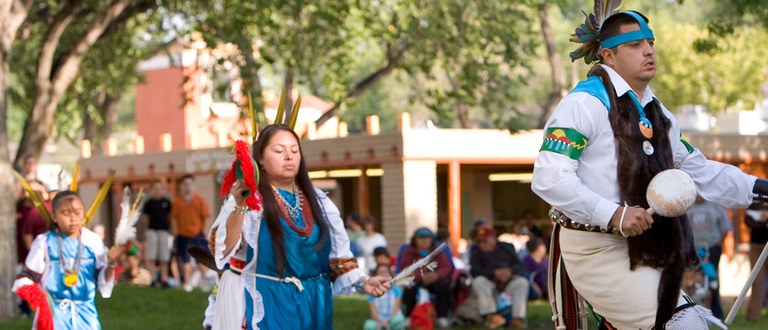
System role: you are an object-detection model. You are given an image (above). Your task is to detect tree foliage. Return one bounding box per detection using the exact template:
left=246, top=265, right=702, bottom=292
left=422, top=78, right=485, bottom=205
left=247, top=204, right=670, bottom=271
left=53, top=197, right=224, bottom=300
left=653, top=24, right=768, bottom=113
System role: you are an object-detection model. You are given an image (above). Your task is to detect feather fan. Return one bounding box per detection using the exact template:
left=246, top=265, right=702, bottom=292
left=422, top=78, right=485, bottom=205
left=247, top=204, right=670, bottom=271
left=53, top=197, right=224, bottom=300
left=114, top=186, right=144, bottom=246
left=389, top=242, right=448, bottom=286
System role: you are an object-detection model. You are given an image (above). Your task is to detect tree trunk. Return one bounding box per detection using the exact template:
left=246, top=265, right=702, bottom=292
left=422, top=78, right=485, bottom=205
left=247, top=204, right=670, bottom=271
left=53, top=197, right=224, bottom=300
left=282, top=67, right=295, bottom=125
left=82, top=92, right=101, bottom=154
left=13, top=0, right=132, bottom=170
left=0, top=0, right=34, bottom=320
left=536, top=3, right=566, bottom=128
left=235, top=36, right=264, bottom=134
left=0, top=41, right=18, bottom=323
left=101, top=91, right=121, bottom=145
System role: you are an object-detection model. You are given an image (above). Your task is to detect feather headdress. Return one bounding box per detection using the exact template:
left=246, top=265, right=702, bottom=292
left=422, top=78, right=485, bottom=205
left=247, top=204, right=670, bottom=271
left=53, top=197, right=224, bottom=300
left=389, top=242, right=448, bottom=286
left=114, top=186, right=144, bottom=246
left=221, top=86, right=304, bottom=208
left=569, top=0, right=623, bottom=64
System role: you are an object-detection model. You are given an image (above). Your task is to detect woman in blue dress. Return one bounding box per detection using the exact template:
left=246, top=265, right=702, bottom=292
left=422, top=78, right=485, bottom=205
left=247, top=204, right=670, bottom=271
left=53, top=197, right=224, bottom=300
left=13, top=190, right=122, bottom=330
left=209, top=124, right=392, bottom=329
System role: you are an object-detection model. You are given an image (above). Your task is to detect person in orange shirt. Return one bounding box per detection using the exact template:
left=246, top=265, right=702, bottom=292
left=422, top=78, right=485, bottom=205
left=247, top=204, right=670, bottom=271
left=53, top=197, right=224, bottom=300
left=170, top=174, right=212, bottom=292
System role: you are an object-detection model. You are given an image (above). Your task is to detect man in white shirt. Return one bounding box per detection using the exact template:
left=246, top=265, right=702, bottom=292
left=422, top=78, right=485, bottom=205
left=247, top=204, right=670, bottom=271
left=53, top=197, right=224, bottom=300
left=532, top=5, right=767, bottom=330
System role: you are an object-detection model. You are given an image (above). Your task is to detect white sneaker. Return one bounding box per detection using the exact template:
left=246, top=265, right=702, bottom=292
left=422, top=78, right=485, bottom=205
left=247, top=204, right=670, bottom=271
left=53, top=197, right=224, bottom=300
left=183, top=283, right=193, bottom=292
left=437, top=317, right=452, bottom=329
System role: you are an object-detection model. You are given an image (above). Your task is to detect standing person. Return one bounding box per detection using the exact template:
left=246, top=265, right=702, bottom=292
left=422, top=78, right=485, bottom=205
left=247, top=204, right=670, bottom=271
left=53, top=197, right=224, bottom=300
left=531, top=4, right=767, bottom=329
left=686, top=196, right=732, bottom=319
left=399, top=227, right=453, bottom=329
left=170, top=174, right=212, bottom=292
left=209, top=125, right=391, bottom=330
left=356, top=215, right=388, bottom=272
left=142, top=180, right=172, bottom=288
left=745, top=202, right=768, bottom=321
left=13, top=190, right=122, bottom=329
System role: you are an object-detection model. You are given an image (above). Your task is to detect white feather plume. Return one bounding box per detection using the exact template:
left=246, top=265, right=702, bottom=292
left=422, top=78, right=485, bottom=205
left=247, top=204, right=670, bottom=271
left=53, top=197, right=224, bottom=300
left=389, top=242, right=448, bottom=286
left=114, top=186, right=144, bottom=246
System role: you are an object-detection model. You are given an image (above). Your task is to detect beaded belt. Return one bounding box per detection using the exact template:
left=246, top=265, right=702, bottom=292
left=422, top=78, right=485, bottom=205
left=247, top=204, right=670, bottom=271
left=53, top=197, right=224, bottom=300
left=549, top=208, right=620, bottom=235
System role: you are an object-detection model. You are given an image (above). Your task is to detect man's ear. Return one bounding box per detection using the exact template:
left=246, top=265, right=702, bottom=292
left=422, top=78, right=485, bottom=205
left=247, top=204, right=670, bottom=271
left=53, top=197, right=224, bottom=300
left=600, top=47, right=616, bottom=66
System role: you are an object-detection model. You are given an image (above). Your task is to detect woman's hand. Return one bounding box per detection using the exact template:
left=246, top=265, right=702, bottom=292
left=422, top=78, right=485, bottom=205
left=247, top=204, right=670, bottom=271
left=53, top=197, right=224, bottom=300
left=230, top=179, right=247, bottom=207
left=362, top=275, right=392, bottom=298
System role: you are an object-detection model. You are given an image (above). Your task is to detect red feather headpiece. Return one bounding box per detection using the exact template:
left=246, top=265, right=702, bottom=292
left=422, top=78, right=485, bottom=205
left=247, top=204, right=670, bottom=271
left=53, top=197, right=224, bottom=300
left=220, top=140, right=262, bottom=211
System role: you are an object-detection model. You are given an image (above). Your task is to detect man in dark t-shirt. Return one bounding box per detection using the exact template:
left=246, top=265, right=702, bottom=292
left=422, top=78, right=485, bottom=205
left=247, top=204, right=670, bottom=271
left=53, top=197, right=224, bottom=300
left=142, top=180, right=172, bottom=287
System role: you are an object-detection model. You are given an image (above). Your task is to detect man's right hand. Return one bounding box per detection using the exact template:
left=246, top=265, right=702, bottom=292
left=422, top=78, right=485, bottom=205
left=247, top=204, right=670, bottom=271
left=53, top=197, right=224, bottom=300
left=610, top=205, right=654, bottom=237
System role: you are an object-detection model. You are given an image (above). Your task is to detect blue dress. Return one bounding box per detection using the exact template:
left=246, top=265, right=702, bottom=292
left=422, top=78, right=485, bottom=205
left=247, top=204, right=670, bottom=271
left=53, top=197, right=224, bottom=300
left=44, top=230, right=106, bottom=329
left=247, top=188, right=333, bottom=330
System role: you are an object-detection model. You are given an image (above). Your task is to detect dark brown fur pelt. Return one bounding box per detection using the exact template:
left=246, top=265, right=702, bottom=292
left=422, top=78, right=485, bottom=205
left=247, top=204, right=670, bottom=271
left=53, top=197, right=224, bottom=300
left=588, top=66, right=699, bottom=329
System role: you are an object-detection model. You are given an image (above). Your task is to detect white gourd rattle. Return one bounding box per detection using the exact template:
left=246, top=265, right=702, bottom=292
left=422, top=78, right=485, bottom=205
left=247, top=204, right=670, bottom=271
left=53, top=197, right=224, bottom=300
left=645, top=169, right=697, bottom=217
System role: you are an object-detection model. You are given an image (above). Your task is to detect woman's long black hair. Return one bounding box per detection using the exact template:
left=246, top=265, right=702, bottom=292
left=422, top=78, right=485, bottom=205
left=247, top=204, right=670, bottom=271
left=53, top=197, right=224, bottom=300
left=252, top=124, right=329, bottom=276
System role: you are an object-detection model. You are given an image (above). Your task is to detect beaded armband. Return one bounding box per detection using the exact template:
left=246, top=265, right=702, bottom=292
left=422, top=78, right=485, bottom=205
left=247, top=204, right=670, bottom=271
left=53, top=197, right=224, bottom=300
left=330, top=257, right=358, bottom=281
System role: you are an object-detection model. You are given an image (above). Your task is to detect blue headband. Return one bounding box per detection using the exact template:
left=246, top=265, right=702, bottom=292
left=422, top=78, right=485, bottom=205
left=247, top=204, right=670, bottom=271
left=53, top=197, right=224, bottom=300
left=599, top=11, right=654, bottom=49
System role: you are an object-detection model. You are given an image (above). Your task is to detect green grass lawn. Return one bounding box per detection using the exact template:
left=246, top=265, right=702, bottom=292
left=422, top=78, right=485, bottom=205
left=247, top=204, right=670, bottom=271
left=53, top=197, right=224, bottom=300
left=2, top=286, right=768, bottom=329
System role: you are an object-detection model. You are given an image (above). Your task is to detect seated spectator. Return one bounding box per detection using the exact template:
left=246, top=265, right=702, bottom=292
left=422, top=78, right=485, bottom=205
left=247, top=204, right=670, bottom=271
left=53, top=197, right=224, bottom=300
left=522, top=237, right=548, bottom=300
left=400, top=227, right=453, bottom=329
left=466, top=226, right=528, bottom=329
left=364, top=265, right=405, bottom=330
left=118, top=243, right=152, bottom=286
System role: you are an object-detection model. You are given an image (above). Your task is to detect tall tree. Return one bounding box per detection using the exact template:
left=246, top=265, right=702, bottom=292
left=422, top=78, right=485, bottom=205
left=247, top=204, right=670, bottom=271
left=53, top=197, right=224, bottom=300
left=0, top=0, right=162, bottom=320
left=12, top=0, right=158, bottom=170
left=0, top=0, right=34, bottom=320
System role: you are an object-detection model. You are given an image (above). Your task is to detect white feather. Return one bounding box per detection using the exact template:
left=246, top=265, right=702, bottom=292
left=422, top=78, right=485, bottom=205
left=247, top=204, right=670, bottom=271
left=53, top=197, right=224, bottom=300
left=114, top=187, right=144, bottom=246
left=390, top=243, right=448, bottom=285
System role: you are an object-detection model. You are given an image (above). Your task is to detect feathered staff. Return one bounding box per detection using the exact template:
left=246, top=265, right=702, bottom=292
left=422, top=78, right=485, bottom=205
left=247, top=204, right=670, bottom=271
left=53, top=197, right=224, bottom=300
left=569, top=0, right=623, bottom=64
left=388, top=242, right=448, bottom=286
left=84, top=172, right=115, bottom=226
left=114, top=186, right=144, bottom=246
left=13, top=171, right=52, bottom=225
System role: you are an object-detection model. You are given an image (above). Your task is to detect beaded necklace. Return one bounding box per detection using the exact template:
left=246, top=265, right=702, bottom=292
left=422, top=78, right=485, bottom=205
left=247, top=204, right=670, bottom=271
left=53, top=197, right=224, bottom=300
left=272, top=185, right=314, bottom=237
left=57, top=230, right=83, bottom=287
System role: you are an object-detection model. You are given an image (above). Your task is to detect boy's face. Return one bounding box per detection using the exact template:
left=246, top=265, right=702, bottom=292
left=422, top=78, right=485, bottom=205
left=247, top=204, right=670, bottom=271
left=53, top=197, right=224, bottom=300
left=54, top=197, right=85, bottom=237
left=375, top=254, right=390, bottom=266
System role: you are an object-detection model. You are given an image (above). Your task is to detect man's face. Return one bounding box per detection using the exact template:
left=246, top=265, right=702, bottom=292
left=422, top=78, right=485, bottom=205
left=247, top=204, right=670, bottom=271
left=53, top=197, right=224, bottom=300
left=478, top=235, right=497, bottom=253
left=151, top=182, right=164, bottom=197
left=602, top=23, right=657, bottom=88
left=180, top=178, right=194, bottom=196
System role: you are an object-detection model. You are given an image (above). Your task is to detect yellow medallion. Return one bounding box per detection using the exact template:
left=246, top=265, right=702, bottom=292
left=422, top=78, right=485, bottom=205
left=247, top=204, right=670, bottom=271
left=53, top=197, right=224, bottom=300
left=64, top=273, right=78, bottom=287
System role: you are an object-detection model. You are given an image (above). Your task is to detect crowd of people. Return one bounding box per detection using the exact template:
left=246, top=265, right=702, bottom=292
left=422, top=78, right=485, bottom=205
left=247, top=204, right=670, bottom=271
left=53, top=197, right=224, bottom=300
left=11, top=3, right=768, bottom=329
